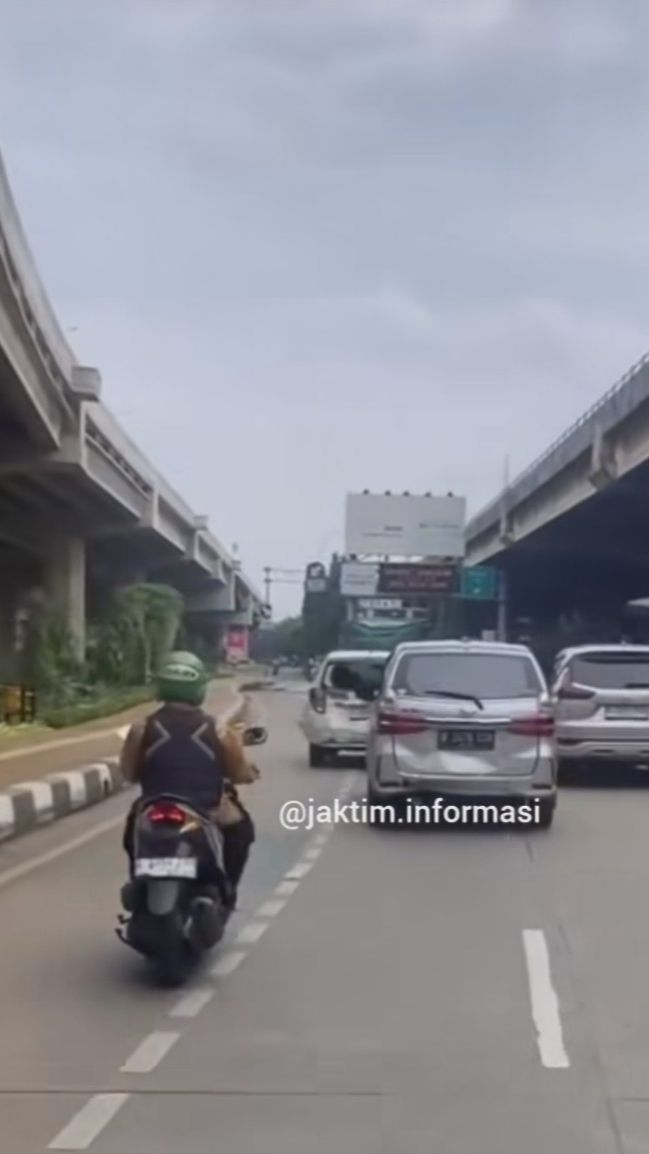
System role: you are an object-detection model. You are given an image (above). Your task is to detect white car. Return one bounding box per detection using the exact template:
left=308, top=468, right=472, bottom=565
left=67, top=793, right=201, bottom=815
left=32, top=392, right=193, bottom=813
left=300, top=650, right=390, bottom=767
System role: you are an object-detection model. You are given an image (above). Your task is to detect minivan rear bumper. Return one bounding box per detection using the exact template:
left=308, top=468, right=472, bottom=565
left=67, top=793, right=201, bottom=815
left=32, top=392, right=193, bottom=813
left=557, top=736, right=649, bottom=762
left=368, top=764, right=556, bottom=802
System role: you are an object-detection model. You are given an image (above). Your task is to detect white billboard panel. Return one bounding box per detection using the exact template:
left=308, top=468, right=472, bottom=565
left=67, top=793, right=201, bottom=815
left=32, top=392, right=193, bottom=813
left=344, top=493, right=466, bottom=558
left=340, top=561, right=380, bottom=597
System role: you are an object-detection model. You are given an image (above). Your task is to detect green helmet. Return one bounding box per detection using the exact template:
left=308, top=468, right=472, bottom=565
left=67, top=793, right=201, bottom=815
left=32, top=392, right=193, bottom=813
left=156, top=650, right=207, bottom=706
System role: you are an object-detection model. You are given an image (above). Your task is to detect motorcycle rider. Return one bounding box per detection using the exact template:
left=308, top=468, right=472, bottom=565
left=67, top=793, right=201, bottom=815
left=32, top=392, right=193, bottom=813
left=119, top=651, right=258, bottom=909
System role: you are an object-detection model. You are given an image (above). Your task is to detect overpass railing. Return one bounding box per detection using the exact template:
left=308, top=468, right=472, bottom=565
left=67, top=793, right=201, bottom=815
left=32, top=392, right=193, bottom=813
left=467, top=348, right=649, bottom=539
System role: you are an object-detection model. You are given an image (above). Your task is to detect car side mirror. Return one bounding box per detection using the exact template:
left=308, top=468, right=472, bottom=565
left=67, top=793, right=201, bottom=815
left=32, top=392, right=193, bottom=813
left=243, top=726, right=268, bottom=746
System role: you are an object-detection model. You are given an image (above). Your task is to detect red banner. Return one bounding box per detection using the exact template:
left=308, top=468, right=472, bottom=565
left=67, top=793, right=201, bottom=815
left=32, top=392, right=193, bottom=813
left=226, top=625, right=249, bottom=662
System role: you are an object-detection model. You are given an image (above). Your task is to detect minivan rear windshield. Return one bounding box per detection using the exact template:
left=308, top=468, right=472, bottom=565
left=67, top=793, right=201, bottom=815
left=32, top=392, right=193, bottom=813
left=323, top=659, right=387, bottom=695
left=571, top=653, right=649, bottom=690
left=391, top=652, right=543, bottom=700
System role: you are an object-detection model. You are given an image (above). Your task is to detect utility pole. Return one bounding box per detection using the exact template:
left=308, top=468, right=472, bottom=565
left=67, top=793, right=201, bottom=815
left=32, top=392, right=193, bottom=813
left=497, top=454, right=510, bottom=642
left=263, top=567, right=304, bottom=615
left=496, top=570, right=508, bottom=642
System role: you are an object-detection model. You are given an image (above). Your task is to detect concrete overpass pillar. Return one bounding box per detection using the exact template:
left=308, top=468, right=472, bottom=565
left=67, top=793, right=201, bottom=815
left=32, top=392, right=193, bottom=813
left=45, top=536, right=86, bottom=657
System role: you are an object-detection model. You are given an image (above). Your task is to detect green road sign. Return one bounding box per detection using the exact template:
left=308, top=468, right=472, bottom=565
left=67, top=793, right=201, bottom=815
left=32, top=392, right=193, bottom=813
left=460, top=566, right=499, bottom=600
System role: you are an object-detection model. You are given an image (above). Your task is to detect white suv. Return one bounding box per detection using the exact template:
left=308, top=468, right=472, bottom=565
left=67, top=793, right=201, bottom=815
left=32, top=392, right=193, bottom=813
left=299, top=650, right=390, bottom=767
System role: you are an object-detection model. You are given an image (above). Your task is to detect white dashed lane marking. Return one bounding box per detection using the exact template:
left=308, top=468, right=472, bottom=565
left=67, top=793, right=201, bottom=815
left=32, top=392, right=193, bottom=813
left=235, top=920, right=270, bottom=946
left=120, top=1031, right=180, bottom=1074
left=285, top=861, right=314, bottom=881
left=275, top=879, right=300, bottom=897
left=211, top=948, right=247, bottom=977
left=48, top=1093, right=130, bottom=1150
left=45, top=771, right=343, bottom=1149
left=170, top=987, right=215, bottom=1019
left=256, top=898, right=288, bottom=918
left=522, top=929, right=570, bottom=1069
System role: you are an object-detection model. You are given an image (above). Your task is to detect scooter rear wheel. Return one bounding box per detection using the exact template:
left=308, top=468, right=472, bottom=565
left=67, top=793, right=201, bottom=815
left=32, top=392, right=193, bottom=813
left=152, top=914, right=192, bottom=987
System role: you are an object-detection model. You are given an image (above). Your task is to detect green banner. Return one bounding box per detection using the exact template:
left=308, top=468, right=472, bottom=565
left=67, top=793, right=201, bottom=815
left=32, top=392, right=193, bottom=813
left=340, top=618, right=428, bottom=651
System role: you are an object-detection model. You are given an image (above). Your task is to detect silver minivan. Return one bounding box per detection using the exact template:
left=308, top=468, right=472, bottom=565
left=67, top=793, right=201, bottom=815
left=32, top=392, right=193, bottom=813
left=364, top=640, right=557, bottom=826
left=553, top=644, right=649, bottom=769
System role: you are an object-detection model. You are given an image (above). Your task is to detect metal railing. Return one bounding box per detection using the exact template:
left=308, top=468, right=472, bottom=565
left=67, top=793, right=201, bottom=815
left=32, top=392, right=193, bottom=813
left=1, top=684, right=36, bottom=725
left=467, top=348, right=649, bottom=539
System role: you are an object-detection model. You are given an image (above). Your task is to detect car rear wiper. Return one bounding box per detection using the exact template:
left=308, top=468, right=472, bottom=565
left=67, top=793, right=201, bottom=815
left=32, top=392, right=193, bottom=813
left=625, top=682, right=649, bottom=689
left=422, top=689, right=484, bottom=710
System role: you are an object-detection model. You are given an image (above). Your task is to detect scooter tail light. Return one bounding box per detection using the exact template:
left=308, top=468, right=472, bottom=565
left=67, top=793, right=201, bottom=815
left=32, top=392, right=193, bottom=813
left=146, top=802, right=187, bottom=825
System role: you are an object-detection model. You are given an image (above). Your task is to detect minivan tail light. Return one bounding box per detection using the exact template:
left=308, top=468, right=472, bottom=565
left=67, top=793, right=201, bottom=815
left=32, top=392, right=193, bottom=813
left=309, top=687, right=327, bottom=714
left=378, top=709, right=429, bottom=736
left=147, top=802, right=187, bottom=825
left=507, top=715, right=555, bottom=738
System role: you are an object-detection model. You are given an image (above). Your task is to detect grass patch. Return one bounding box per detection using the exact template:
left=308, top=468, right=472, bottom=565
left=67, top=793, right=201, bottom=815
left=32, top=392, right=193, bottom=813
left=0, top=722, right=51, bottom=743
left=40, top=686, right=154, bottom=729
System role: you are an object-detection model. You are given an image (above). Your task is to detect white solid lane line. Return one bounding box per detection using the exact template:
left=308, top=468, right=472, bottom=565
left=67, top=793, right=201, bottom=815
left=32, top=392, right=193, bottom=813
left=48, top=1093, right=130, bottom=1150
left=0, top=813, right=125, bottom=890
left=120, top=1031, right=180, bottom=1074
left=313, top=832, right=329, bottom=848
left=522, top=929, right=570, bottom=1069
left=170, top=987, right=214, bottom=1019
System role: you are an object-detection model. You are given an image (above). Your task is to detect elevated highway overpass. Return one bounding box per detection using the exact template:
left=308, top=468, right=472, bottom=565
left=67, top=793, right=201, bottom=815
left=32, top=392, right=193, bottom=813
left=465, top=349, right=649, bottom=636
left=0, top=150, right=261, bottom=658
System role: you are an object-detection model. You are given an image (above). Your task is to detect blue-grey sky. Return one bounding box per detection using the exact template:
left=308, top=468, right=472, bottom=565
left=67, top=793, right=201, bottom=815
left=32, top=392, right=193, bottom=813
left=1, top=0, right=648, bottom=615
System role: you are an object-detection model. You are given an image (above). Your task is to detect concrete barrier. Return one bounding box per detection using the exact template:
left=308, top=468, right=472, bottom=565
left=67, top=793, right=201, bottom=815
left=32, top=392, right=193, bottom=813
left=0, top=692, right=246, bottom=844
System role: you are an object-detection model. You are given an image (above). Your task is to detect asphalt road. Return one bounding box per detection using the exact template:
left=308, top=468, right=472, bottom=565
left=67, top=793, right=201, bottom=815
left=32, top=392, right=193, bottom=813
left=1, top=678, right=649, bottom=1151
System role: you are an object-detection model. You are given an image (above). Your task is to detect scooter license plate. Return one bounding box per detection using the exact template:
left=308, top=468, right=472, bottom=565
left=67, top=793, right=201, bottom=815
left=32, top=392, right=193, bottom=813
left=134, top=857, right=198, bottom=879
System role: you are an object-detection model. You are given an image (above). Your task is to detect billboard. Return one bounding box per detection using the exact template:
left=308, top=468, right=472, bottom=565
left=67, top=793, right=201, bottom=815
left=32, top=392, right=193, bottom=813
left=341, top=560, right=459, bottom=598
left=378, top=561, right=459, bottom=596
left=340, top=561, right=380, bottom=597
left=344, top=493, right=466, bottom=558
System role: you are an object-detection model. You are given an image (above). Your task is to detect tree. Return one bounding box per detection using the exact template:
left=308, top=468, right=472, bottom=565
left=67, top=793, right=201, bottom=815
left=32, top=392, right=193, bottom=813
left=91, top=583, right=184, bottom=686
left=22, top=606, right=84, bottom=705
left=251, top=616, right=304, bottom=661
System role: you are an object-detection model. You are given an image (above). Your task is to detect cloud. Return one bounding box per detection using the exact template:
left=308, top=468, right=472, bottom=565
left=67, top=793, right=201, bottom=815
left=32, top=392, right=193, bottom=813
left=1, top=0, right=649, bottom=616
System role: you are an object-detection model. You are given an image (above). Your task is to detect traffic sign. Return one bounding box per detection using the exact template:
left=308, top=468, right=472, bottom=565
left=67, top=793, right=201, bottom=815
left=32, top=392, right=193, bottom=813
left=460, top=566, right=498, bottom=600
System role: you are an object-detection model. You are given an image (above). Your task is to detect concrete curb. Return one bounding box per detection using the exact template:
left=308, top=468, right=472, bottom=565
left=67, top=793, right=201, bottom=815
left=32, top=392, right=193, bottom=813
left=0, top=692, right=246, bottom=845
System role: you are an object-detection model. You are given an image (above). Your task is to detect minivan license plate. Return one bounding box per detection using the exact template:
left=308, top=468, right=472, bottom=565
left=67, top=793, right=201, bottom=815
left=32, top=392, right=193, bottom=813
left=438, top=729, right=495, bottom=751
